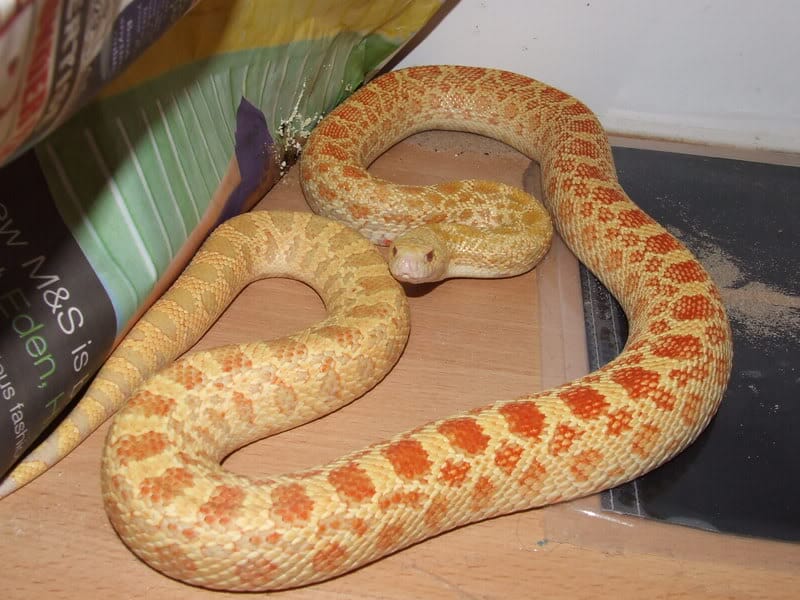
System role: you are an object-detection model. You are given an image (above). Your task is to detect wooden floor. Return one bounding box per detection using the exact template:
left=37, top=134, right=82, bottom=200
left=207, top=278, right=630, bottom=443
left=1, top=132, right=797, bottom=599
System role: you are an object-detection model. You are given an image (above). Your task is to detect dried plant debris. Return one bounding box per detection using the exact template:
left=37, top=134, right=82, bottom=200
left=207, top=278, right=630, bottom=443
left=277, top=82, right=324, bottom=174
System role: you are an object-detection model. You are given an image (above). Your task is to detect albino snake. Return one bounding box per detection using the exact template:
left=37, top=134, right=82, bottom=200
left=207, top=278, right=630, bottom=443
left=3, top=66, right=732, bottom=591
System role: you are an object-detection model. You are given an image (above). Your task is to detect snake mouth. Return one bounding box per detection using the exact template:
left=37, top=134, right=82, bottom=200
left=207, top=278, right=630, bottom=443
left=389, top=255, right=438, bottom=284
left=389, top=235, right=443, bottom=283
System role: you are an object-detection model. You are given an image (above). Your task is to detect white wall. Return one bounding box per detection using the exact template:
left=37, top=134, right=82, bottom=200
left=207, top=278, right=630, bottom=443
left=398, top=0, right=800, bottom=152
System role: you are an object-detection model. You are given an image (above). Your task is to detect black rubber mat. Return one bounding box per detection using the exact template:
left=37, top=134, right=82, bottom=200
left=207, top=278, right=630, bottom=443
left=582, top=147, right=800, bottom=542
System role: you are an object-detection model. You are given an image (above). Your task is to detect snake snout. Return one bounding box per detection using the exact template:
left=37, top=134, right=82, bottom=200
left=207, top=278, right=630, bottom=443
left=390, top=253, right=431, bottom=283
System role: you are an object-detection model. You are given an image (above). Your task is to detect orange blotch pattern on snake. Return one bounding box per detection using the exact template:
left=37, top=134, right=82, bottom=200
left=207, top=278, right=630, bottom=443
left=328, top=462, right=376, bottom=503
left=560, top=386, right=609, bottom=420
left=384, top=439, right=432, bottom=481
left=271, top=482, right=315, bottom=525
left=439, top=459, right=471, bottom=487
left=437, top=418, right=490, bottom=454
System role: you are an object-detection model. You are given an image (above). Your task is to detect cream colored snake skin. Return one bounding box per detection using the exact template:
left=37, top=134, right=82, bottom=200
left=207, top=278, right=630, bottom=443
left=7, top=66, right=732, bottom=591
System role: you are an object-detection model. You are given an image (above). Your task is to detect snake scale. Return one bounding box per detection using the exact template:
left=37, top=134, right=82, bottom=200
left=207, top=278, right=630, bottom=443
left=1, top=66, right=732, bottom=591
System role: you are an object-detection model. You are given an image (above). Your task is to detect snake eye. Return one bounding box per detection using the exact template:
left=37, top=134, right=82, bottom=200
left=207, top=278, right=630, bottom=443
left=392, top=247, right=397, bottom=256
left=425, top=250, right=434, bottom=262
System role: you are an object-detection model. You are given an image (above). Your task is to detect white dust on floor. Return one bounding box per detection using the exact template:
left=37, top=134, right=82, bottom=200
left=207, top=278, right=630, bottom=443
left=667, top=225, right=800, bottom=341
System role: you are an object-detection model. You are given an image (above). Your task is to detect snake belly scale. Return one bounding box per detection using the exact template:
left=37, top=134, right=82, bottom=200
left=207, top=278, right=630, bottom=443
left=5, top=66, right=732, bottom=591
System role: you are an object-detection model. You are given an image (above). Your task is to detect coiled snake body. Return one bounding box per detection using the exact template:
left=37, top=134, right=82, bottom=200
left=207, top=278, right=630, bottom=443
left=3, top=66, right=732, bottom=591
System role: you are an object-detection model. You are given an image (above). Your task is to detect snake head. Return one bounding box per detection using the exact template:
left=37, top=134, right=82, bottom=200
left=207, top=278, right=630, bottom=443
left=388, top=226, right=450, bottom=284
